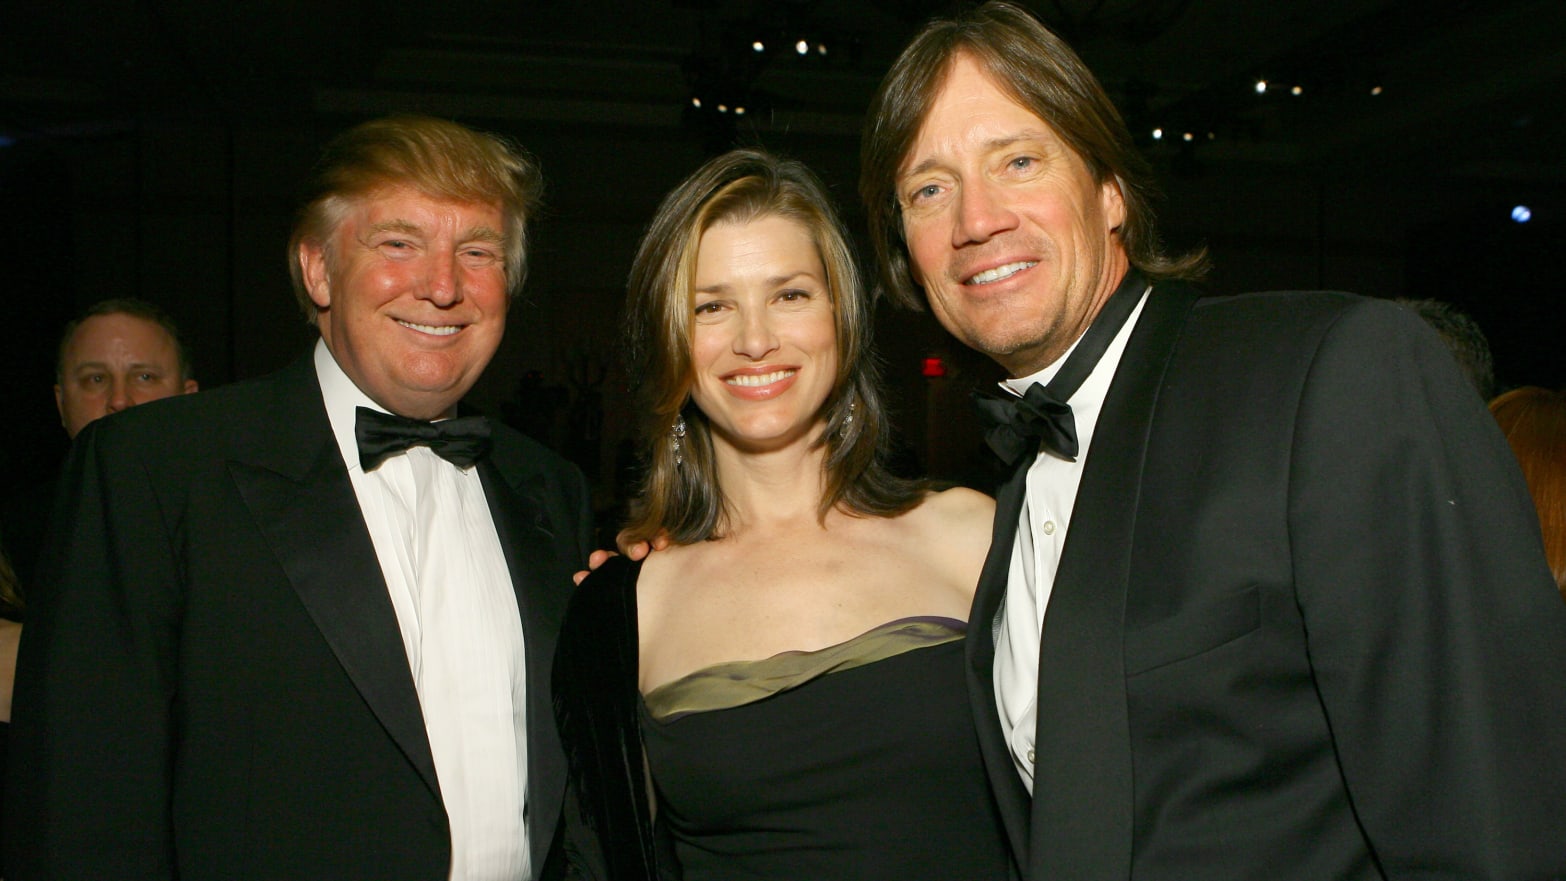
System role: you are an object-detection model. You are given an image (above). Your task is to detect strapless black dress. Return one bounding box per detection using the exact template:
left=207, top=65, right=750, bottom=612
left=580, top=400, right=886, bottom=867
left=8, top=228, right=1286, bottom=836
left=638, top=619, right=1012, bottom=881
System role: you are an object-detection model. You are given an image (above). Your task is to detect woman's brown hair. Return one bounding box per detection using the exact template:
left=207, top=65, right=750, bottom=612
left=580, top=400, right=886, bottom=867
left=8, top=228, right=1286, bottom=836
left=1490, top=386, right=1566, bottom=598
left=622, top=149, right=924, bottom=545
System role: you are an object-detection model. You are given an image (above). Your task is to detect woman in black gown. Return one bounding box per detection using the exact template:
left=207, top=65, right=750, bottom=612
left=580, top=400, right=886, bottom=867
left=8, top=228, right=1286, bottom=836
left=553, top=149, right=1010, bottom=881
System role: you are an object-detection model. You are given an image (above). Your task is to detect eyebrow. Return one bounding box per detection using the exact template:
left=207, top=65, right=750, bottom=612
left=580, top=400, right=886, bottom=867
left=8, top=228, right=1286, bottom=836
left=463, top=226, right=506, bottom=245
left=370, top=219, right=422, bottom=235
left=899, top=131, right=1054, bottom=180
left=369, top=220, right=505, bottom=244
left=70, top=361, right=166, bottom=374
left=695, top=270, right=821, bottom=295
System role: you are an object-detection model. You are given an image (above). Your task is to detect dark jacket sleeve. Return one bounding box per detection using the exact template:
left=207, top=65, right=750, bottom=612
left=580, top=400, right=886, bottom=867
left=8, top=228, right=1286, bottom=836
left=5, top=420, right=181, bottom=879
left=1288, top=298, right=1566, bottom=877
left=553, top=555, right=672, bottom=881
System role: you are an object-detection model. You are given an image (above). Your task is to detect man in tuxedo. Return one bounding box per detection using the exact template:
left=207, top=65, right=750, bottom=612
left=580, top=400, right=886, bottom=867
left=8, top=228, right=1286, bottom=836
left=860, top=4, right=1566, bottom=878
left=6, top=115, right=593, bottom=880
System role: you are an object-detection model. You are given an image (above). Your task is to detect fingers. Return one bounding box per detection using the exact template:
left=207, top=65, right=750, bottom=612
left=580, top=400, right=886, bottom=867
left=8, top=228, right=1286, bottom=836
left=573, top=548, right=619, bottom=585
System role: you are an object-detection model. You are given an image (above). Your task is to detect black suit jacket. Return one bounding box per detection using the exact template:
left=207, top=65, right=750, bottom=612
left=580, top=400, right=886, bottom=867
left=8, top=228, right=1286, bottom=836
left=5, top=354, right=593, bottom=880
left=969, top=287, right=1566, bottom=880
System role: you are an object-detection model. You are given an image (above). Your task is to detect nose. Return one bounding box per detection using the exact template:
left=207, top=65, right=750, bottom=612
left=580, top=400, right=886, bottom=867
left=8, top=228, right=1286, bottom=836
left=952, top=179, right=1018, bottom=247
left=419, top=249, right=462, bottom=307
left=733, top=306, right=780, bottom=360
left=105, top=378, right=131, bottom=415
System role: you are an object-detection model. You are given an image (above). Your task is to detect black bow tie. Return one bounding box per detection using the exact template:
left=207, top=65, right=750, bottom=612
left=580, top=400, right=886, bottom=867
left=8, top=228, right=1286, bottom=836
left=354, top=406, right=493, bottom=471
left=975, top=270, right=1148, bottom=468
left=975, top=383, right=1079, bottom=465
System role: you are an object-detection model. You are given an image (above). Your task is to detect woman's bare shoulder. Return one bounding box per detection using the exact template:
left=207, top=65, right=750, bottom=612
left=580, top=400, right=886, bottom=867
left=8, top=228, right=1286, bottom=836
left=915, top=485, right=995, bottom=526
left=897, top=486, right=995, bottom=563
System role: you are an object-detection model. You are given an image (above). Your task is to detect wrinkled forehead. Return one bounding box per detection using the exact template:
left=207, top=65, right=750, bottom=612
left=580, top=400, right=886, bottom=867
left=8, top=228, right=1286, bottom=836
left=903, top=54, right=1030, bottom=150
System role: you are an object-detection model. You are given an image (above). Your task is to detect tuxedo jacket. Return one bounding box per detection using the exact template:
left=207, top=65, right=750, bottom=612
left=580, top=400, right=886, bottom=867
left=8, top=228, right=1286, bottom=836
left=5, top=354, right=594, bottom=880
left=969, top=286, right=1566, bottom=880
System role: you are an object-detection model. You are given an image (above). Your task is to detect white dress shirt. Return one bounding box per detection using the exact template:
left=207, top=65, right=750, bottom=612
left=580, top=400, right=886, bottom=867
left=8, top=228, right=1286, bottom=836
left=993, top=290, right=1149, bottom=792
left=315, top=341, right=532, bottom=881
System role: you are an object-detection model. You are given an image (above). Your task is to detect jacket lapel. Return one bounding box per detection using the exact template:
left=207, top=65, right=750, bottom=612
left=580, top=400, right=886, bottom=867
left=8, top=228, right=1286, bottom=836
left=1029, top=284, right=1198, bottom=879
left=226, top=357, right=441, bottom=802
left=478, top=453, right=572, bottom=865
left=968, top=456, right=1037, bottom=870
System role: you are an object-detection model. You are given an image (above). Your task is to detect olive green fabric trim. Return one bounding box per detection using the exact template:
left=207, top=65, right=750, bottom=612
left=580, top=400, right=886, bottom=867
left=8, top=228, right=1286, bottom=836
left=642, top=617, right=965, bottom=722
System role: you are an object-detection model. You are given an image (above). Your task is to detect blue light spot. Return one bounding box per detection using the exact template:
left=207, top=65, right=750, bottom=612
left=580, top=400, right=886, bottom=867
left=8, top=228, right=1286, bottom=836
left=1511, top=205, right=1532, bottom=223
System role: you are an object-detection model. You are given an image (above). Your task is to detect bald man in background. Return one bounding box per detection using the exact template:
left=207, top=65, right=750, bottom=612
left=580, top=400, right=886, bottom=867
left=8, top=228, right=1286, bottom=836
left=2, top=298, right=198, bottom=592
left=53, top=297, right=198, bottom=439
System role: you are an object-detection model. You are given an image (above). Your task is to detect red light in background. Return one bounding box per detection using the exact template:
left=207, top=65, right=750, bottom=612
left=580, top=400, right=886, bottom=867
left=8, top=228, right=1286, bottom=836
left=921, top=356, right=947, bottom=378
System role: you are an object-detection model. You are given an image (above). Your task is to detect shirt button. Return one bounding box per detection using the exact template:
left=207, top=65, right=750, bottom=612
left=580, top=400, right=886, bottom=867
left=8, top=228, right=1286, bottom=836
left=1042, top=520, right=1056, bottom=536
left=1026, top=748, right=1036, bottom=764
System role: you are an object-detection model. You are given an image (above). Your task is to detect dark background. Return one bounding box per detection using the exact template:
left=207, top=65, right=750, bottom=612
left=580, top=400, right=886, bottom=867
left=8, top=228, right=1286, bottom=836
left=4, top=0, right=1562, bottom=515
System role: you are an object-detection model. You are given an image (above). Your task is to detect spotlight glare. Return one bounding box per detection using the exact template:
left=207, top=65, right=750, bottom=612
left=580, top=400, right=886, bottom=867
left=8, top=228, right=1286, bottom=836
left=1370, top=85, right=1383, bottom=96
left=1255, top=79, right=1268, bottom=94
left=1512, top=205, right=1532, bottom=223
left=1291, top=85, right=1303, bottom=96
left=1207, top=131, right=1216, bottom=140
left=717, top=103, right=728, bottom=113
left=735, top=106, right=746, bottom=116
left=1152, top=127, right=1163, bottom=140
left=817, top=43, right=827, bottom=55
left=752, top=40, right=765, bottom=53
left=691, top=97, right=701, bottom=109
left=1182, top=132, right=1194, bottom=142
left=796, top=39, right=809, bottom=55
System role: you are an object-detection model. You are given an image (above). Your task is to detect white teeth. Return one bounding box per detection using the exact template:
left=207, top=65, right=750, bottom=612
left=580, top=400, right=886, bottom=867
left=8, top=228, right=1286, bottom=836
left=967, top=261, right=1037, bottom=285
left=726, top=369, right=795, bottom=387
left=398, top=320, right=460, bottom=336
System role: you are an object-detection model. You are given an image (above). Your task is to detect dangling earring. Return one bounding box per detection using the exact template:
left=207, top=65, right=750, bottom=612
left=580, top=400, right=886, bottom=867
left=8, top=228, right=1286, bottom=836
left=671, top=414, right=687, bottom=467
left=841, top=399, right=857, bottom=433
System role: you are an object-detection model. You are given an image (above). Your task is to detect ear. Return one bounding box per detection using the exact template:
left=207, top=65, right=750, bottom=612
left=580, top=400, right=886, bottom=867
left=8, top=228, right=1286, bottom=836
left=183, top=379, right=199, bottom=395
left=54, top=384, right=65, bottom=422
left=299, top=240, right=332, bottom=311
left=1101, top=175, right=1127, bottom=234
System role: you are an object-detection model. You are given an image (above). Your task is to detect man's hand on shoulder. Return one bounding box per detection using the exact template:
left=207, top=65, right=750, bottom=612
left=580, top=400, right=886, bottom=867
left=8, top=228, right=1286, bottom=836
left=571, top=532, right=669, bottom=585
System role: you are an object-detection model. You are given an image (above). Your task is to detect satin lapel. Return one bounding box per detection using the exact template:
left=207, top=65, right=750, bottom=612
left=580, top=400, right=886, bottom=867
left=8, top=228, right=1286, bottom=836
left=478, top=455, right=571, bottom=865
left=1030, top=285, right=1198, bottom=879
left=226, top=359, right=441, bottom=802
left=968, top=455, right=1036, bottom=869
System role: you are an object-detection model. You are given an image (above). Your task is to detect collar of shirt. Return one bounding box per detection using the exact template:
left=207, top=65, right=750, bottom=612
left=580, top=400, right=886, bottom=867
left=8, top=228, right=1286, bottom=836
left=998, top=282, right=1153, bottom=405
left=314, top=339, right=387, bottom=476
